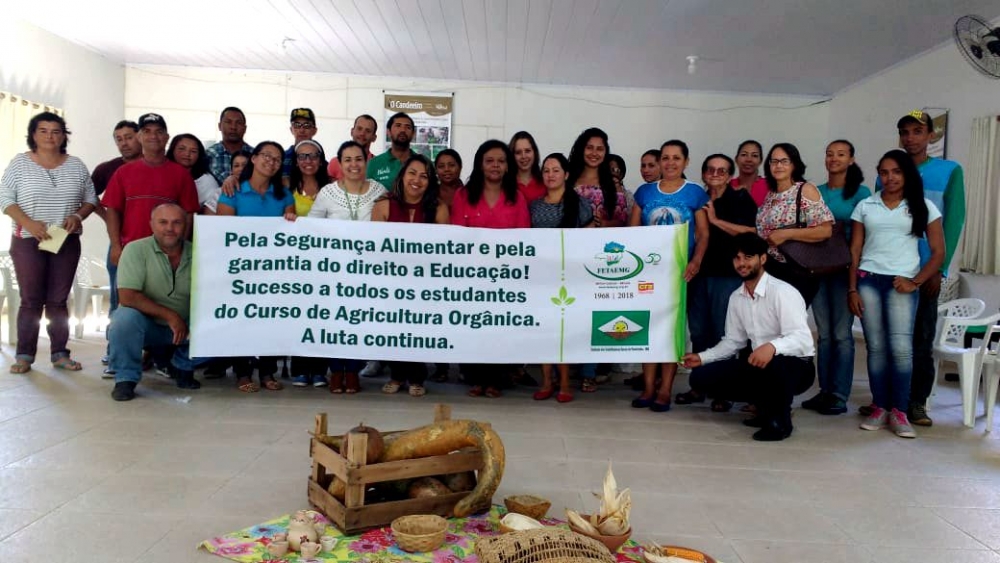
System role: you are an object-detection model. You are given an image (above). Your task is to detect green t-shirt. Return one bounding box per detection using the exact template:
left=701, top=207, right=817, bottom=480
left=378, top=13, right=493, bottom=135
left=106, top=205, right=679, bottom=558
left=366, top=150, right=404, bottom=187
left=117, top=236, right=193, bottom=324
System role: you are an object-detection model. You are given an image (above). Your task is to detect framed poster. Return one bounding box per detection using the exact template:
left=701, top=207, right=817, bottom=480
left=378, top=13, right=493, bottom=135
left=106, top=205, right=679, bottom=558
left=383, top=91, right=453, bottom=159
left=924, top=108, right=949, bottom=158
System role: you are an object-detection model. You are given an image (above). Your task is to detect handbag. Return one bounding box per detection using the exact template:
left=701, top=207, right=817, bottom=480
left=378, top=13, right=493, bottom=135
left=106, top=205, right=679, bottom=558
left=777, top=183, right=851, bottom=276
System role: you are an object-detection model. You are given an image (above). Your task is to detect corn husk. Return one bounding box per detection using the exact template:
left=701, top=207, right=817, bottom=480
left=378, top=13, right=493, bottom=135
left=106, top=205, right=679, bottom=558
left=568, top=461, right=631, bottom=537
left=565, top=509, right=600, bottom=535
left=500, top=512, right=544, bottom=531
left=642, top=541, right=708, bottom=563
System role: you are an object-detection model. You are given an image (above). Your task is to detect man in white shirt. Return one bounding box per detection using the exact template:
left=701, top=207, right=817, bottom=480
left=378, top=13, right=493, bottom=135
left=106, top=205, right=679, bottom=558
left=682, top=233, right=816, bottom=441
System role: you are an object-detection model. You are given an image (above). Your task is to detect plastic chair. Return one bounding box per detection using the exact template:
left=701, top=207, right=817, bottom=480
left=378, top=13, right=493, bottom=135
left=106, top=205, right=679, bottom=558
left=930, top=299, right=987, bottom=401
left=934, top=311, right=1000, bottom=427
left=982, top=324, right=1000, bottom=432
left=72, top=256, right=110, bottom=339
left=0, top=251, right=19, bottom=345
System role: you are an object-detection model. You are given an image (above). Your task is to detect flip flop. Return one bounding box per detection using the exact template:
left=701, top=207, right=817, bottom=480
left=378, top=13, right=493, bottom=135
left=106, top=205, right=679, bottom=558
left=261, top=378, right=284, bottom=391
left=408, top=384, right=426, bottom=397
left=52, top=357, right=82, bottom=371
left=9, top=360, right=31, bottom=374
left=581, top=380, right=598, bottom=393
left=382, top=381, right=402, bottom=394
left=237, top=378, right=260, bottom=393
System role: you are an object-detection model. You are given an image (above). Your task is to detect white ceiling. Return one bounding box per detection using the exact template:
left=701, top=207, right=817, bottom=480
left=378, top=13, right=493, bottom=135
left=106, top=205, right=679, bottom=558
left=13, top=0, right=1000, bottom=96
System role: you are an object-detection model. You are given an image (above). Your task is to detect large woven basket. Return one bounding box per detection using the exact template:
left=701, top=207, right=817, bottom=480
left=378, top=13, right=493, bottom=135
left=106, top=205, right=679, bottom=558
left=476, top=528, right=616, bottom=563
left=391, top=515, right=447, bottom=553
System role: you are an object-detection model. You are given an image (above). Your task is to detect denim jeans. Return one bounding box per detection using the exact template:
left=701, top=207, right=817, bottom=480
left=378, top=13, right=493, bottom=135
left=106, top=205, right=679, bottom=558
left=857, top=271, right=918, bottom=411
left=812, top=271, right=856, bottom=400
left=688, top=275, right=742, bottom=353
left=108, top=306, right=192, bottom=384
left=9, top=234, right=81, bottom=362
left=909, top=286, right=940, bottom=407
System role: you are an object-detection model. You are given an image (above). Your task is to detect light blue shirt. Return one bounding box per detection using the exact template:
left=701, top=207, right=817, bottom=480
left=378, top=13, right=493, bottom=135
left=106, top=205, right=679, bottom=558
left=851, top=194, right=941, bottom=278
left=217, top=180, right=294, bottom=217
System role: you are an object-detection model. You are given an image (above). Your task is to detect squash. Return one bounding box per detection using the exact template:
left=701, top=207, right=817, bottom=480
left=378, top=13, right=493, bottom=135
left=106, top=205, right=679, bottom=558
left=407, top=477, right=452, bottom=499
left=346, top=423, right=384, bottom=464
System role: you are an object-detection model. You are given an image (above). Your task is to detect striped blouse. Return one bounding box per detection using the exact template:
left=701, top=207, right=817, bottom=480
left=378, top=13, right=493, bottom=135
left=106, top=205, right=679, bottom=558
left=0, top=153, right=98, bottom=239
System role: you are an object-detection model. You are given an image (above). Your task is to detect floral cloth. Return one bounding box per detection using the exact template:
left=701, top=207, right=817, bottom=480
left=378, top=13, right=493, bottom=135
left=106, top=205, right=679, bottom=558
left=756, top=182, right=834, bottom=262
left=199, top=505, right=650, bottom=563
left=575, top=184, right=633, bottom=225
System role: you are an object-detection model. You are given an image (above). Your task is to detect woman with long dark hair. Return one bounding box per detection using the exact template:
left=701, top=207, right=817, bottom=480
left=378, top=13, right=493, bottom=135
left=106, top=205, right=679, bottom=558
left=732, top=140, right=769, bottom=206
left=451, top=140, right=529, bottom=397
left=167, top=133, right=218, bottom=212
left=569, top=128, right=631, bottom=228
left=755, top=142, right=834, bottom=306
left=510, top=131, right=545, bottom=203
left=850, top=150, right=944, bottom=438
left=802, top=140, right=871, bottom=415
left=287, top=140, right=330, bottom=219
left=372, top=155, right=448, bottom=397
left=0, top=112, right=97, bottom=374
left=217, top=141, right=294, bottom=393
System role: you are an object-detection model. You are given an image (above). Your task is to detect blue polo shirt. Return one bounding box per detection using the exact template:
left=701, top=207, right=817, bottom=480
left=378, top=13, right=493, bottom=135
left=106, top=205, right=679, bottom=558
left=851, top=194, right=941, bottom=278
left=217, top=180, right=294, bottom=217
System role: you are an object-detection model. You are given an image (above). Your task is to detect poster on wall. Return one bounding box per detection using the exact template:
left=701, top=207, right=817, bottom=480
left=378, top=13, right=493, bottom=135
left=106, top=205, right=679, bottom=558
left=924, top=108, right=949, bottom=158
left=383, top=91, right=453, bottom=159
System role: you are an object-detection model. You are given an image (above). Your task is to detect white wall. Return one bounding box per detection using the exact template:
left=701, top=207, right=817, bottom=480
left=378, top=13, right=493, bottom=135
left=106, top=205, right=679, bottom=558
left=125, top=65, right=831, bottom=187
left=0, top=18, right=125, bottom=261
left=829, top=31, right=1000, bottom=312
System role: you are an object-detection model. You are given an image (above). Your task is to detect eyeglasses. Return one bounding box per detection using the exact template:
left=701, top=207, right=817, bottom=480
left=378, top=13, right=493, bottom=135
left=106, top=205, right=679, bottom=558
left=296, top=152, right=320, bottom=162
left=257, top=153, right=281, bottom=164
left=291, top=122, right=315, bottom=130
left=705, top=167, right=731, bottom=176
left=769, top=158, right=792, bottom=167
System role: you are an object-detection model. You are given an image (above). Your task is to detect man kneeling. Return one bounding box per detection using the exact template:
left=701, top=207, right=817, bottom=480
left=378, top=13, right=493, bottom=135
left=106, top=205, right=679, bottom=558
left=681, top=233, right=815, bottom=441
left=110, top=203, right=197, bottom=401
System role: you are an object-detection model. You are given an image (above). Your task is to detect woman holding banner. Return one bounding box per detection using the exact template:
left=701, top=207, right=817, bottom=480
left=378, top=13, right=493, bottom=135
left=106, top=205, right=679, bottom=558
left=371, top=154, right=448, bottom=397
left=451, top=140, right=529, bottom=398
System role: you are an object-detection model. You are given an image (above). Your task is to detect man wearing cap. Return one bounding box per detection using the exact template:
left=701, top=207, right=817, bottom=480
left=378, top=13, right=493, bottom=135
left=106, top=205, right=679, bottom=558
left=367, top=112, right=414, bottom=187
left=284, top=108, right=319, bottom=185
left=205, top=107, right=253, bottom=184
left=327, top=114, right=377, bottom=182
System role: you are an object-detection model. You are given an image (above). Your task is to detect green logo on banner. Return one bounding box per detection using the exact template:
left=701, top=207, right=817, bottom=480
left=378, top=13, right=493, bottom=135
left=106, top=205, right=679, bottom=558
left=584, top=241, right=645, bottom=281
left=591, top=311, right=650, bottom=346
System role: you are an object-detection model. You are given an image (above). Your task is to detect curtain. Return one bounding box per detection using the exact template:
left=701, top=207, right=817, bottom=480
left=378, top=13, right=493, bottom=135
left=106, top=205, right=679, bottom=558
left=961, top=116, right=1000, bottom=275
left=0, top=92, right=64, bottom=250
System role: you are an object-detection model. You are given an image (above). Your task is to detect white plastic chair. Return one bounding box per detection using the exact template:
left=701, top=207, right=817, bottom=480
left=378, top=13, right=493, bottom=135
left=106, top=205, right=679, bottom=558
left=934, top=310, right=1000, bottom=427
left=72, top=256, right=110, bottom=339
left=931, top=299, right=987, bottom=402
left=0, top=251, right=19, bottom=345
left=981, top=324, right=1000, bottom=432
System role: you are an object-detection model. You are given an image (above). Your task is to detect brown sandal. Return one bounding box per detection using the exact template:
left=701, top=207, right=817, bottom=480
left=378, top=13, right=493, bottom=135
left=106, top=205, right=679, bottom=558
left=237, top=377, right=260, bottom=393
left=10, top=360, right=31, bottom=374
left=261, top=378, right=283, bottom=391
left=484, top=386, right=502, bottom=398
left=344, top=372, right=360, bottom=394
left=52, top=357, right=82, bottom=371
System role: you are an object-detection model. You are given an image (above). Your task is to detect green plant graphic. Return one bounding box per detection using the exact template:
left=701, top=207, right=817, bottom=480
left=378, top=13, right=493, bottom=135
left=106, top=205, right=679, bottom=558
left=551, top=232, right=576, bottom=361
left=550, top=285, right=576, bottom=307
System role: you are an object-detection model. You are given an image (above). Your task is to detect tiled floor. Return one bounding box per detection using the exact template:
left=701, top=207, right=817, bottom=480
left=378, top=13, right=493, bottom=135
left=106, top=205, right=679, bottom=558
left=2, top=333, right=1000, bottom=563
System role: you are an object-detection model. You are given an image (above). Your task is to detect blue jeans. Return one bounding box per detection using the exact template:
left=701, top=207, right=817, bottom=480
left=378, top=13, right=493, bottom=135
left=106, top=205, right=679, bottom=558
left=812, top=272, right=856, bottom=400
left=688, top=275, right=742, bottom=353
left=857, top=271, right=918, bottom=411
left=106, top=245, right=119, bottom=313
left=109, top=306, right=192, bottom=384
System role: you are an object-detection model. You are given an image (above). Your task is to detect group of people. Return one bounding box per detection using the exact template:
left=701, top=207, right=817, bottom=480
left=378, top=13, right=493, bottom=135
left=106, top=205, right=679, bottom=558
left=0, top=105, right=964, bottom=442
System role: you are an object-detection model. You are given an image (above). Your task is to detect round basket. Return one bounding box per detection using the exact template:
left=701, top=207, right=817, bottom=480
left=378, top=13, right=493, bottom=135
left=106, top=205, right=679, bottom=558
left=504, top=494, right=552, bottom=520
left=391, top=514, right=447, bottom=553
left=567, top=516, right=631, bottom=553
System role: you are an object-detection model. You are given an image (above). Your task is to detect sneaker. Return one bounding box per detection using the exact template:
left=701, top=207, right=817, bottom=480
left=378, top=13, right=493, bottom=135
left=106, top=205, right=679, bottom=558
left=801, top=391, right=827, bottom=411
left=292, top=375, right=311, bottom=387
left=173, top=368, right=201, bottom=390
left=889, top=408, right=917, bottom=438
left=155, top=367, right=172, bottom=379
left=101, top=367, right=116, bottom=379
left=908, top=404, right=933, bottom=427
left=860, top=407, right=888, bottom=431
left=816, top=396, right=848, bottom=416
left=858, top=403, right=877, bottom=417
left=111, top=381, right=137, bottom=401
left=312, top=376, right=327, bottom=388
left=360, top=361, right=382, bottom=378
left=101, top=355, right=110, bottom=366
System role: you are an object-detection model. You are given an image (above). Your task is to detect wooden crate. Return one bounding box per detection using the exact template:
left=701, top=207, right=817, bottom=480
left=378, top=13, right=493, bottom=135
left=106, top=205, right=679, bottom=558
left=308, top=404, right=486, bottom=534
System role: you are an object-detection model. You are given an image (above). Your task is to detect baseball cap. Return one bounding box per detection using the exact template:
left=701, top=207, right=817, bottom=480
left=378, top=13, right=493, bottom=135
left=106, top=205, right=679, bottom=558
left=896, top=110, right=933, bottom=133
left=290, top=108, right=316, bottom=123
left=137, top=113, right=168, bottom=131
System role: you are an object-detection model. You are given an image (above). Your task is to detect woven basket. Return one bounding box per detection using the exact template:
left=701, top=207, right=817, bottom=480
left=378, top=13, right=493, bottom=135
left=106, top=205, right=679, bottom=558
left=504, top=495, right=552, bottom=520
left=476, top=528, right=616, bottom=563
left=391, top=514, right=447, bottom=553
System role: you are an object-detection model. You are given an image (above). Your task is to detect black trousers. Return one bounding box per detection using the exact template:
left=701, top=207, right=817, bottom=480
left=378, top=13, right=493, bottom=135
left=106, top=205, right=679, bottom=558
left=690, top=353, right=815, bottom=426
left=386, top=361, right=427, bottom=385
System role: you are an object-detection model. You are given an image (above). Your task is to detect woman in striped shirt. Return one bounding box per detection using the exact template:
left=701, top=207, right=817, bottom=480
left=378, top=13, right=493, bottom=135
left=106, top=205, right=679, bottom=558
left=0, top=112, right=98, bottom=374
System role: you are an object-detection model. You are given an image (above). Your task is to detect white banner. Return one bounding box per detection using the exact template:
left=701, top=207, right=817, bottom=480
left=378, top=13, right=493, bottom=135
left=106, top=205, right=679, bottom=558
left=190, top=217, right=687, bottom=363
left=383, top=91, right=453, bottom=159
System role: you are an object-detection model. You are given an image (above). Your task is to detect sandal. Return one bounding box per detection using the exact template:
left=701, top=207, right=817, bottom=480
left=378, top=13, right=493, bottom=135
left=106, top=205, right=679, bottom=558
left=344, top=372, right=360, bottom=394
left=467, top=386, right=484, bottom=397
left=382, top=381, right=402, bottom=394
left=556, top=392, right=574, bottom=403
left=52, top=357, right=82, bottom=371
left=10, top=360, right=31, bottom=374
left=408, top=384, right=426, bottom=397
left=581, top=380, right=598, bottom=393
left=484, top=386, right=502, bottom=398
left=261, top=378, right=283, bottom=391
left=740, top=403, right=757, bottom=414
left=329, top=372, right=344, bottom=394
left=675, top=390, right=705, bottom=405
left=711, top=399, right=733, bottom=413
left=237, top=377, right=260, bottom=393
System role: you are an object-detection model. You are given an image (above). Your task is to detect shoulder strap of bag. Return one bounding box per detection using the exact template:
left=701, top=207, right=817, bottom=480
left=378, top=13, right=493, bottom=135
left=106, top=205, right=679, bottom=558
left=794, top=182, right=805, bottom=228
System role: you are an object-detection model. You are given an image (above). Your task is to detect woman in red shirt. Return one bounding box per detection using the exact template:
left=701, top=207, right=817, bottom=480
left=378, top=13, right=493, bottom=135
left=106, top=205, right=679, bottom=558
left=509, top=131, right=545, bottom=203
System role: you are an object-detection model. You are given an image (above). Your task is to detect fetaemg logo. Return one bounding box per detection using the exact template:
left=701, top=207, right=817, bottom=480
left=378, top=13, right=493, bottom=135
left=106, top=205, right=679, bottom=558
left=584, top=242, right=645, bottom=281
left=591, top=311, right=650, bottom=346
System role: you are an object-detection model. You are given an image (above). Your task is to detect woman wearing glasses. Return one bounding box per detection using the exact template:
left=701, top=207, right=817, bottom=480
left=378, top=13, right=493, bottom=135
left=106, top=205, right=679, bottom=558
left=755, top=143, right=834, bottom=306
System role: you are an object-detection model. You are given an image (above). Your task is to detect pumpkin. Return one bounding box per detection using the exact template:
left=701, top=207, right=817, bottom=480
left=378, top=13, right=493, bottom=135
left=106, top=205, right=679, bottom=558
left=346, top=423, right=384, bottom=464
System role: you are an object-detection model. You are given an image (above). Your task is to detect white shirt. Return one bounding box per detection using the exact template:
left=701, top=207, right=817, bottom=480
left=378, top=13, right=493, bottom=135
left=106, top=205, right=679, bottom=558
left=850, top=194, right=941, bottom=278
left=308, top=179, right=386, bottom=221
left=699, top=272, right=815, bottom=363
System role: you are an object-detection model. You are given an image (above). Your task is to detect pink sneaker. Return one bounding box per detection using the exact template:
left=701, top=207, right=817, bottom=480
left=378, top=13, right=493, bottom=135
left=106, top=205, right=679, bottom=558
left=888, top=408, right=917, bottom=438
left=860, top=407, right=888, bottom=431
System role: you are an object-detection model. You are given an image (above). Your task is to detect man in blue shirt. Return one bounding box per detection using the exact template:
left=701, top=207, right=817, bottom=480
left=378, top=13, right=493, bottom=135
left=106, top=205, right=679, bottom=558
left=205, top=107, right=253, bottom=184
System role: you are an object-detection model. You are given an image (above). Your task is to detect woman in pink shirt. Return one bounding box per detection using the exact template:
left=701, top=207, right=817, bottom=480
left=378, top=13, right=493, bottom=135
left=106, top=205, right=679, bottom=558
left=509, top=131, right=545, bottom=203
left=732, top=140, right=769, bottom=206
